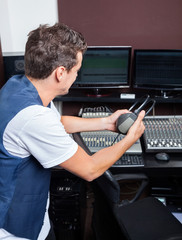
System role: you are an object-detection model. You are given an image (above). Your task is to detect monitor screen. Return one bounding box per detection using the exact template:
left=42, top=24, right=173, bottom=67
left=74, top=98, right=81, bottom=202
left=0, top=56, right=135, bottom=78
left=133, top=50, right=182, bottom=93
left=3, top=52, right=25, bottom=82
left=72, top=46, right=131, bottom=89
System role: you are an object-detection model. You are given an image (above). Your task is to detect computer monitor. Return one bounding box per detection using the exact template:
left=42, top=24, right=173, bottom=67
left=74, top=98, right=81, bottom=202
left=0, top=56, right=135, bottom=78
left=133, top=49, right=182, bottom=98
left=3, top=52, right=25, bottom=82
left=72, top=46, right=131, bottom=96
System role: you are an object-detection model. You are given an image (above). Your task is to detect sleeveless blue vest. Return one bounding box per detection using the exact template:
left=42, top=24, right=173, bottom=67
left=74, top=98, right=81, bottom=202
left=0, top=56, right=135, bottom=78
left=0, top=75, right=51, bottom=239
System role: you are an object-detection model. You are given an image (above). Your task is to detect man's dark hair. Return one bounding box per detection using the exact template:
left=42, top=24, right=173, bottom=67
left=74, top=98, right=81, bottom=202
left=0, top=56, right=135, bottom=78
left=24, top=23, right=87, bottom=79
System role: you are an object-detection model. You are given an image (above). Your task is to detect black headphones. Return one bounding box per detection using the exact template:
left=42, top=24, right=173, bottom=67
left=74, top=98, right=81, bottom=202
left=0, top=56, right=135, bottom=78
left=116, top=95, right=156, bottom=135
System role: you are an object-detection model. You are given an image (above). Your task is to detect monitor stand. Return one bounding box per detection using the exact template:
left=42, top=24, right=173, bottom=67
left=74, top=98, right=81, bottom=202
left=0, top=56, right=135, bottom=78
left=154, top=90, right=175, bottom=99
left=85, top=88, right=112, bottom=97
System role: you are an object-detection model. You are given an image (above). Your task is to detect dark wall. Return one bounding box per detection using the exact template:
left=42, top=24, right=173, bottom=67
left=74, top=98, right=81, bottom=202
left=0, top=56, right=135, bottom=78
left=58, top=0, right=182, bottom=49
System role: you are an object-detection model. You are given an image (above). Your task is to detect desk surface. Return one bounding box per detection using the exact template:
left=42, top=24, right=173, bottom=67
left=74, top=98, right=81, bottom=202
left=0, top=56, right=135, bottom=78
left=144, top=152, right=182, bottom=168
left=110, top=152, right=182, bottom=178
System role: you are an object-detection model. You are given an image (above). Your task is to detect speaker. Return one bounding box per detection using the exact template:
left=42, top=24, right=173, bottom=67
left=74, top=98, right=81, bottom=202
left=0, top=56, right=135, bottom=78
left=3, top=53, right=24, bottom=82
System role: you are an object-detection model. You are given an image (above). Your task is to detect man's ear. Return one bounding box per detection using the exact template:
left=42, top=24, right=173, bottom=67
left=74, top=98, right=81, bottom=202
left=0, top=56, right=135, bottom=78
left=55, top=66, right=66, bottom=82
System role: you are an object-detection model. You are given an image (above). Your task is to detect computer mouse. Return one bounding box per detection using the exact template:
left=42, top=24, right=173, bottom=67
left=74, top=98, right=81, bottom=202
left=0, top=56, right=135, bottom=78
left=116, top=112, right=138, bottom=135
left=155, top=152, right=170, bottom=161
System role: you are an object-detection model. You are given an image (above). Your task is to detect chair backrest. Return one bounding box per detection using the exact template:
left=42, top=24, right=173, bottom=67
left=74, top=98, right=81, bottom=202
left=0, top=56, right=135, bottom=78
left=93, top=169, right=149, bottom=208
left=94, top=170, right=121, bottom=204
left=72, top=132, right=148, bottom=206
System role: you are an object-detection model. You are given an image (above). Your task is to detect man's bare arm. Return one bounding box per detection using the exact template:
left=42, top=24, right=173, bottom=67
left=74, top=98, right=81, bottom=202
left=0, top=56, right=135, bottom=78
left=61, top=109, right=129, bottom=133
left=60, top=111, right=145, bottom=181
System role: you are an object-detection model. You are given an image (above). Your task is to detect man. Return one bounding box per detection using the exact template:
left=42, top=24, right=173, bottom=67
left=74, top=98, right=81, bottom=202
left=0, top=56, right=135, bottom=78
left=0, top=23, right=145, bottom=240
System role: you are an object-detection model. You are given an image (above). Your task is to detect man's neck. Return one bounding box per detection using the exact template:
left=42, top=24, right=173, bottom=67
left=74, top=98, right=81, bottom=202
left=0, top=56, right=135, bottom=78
left=26, top=75, right=56, bottom=107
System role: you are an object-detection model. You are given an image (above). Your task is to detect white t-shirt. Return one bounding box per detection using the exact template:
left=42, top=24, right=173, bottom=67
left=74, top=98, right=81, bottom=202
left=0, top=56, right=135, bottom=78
left=1, top=102, right=78, bottom=239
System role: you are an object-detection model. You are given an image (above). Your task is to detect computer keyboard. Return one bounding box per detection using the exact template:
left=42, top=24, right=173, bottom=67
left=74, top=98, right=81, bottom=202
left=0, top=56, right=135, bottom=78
left=143, top=115, right=182, bottom=152
left=113, top=154, right=144, bottom=167
left=79, top=106, right=144, bottom=167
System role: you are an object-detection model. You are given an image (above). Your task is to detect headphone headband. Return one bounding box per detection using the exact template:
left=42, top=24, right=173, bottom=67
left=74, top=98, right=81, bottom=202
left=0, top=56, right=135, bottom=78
left=129, top=95, right=156, bottom=116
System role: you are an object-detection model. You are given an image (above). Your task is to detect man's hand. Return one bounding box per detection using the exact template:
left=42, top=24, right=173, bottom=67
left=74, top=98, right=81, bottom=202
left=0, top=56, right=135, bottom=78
left=105, top=109, right=130, bottom=132
left=127, top=110, right=145, bottom=142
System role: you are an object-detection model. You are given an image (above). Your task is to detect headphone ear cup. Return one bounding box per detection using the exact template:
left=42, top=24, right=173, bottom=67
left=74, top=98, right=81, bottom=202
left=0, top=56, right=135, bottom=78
left=117, top=113, right=137, bottom=135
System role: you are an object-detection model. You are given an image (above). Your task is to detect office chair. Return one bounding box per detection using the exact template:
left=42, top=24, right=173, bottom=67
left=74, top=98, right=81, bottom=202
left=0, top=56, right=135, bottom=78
left=72, top=133, right=182, bottom=240
left=91, top=170, right=182, bottom=240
